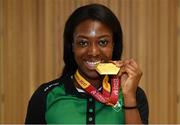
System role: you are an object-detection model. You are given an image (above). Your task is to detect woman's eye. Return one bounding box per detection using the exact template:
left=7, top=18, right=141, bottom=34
left=98, top=39, right=108, bottom=47
left=76, top=40, right=88, bottom=47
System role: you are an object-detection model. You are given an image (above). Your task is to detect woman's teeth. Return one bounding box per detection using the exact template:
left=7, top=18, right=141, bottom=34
left=86, top=61, right=101, bottom=68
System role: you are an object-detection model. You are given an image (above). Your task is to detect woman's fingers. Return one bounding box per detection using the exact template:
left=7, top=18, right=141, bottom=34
left=110, top=59, right=143, bottom=98
left=109, top=59, right=142, bottom=79
left=110, top=60, right=124, bottom=67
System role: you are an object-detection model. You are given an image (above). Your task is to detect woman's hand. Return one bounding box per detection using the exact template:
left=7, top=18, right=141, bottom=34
left=112, top=59, right=143, bottom=106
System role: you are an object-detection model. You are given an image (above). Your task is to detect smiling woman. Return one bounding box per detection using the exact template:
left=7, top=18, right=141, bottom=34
left=25, top=3, right=148, bottom=124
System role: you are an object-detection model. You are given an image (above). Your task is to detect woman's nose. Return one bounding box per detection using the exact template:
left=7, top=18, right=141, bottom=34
left=87, top=42, right=100, bottom=56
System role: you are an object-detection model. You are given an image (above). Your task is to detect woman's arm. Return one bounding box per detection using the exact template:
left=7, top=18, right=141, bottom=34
left=113, top=59, right=148, bottom=124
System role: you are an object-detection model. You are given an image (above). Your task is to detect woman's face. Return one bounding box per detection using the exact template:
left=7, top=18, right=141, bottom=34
left=73, top=19, right=114, bottom=80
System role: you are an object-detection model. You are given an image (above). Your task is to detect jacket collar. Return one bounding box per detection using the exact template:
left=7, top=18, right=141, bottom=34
left=59, top=73, right=89, bottom=98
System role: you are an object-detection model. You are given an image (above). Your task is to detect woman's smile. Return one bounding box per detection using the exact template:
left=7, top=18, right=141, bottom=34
left=85, top=60, right=101, bottom=69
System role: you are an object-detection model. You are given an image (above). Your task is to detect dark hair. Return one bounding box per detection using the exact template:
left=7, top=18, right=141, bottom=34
left=62, top=3, right=123, bottom=75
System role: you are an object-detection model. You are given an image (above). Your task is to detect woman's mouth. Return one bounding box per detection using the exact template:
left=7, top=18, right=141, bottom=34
left=85, top=61, right=101, bottom=69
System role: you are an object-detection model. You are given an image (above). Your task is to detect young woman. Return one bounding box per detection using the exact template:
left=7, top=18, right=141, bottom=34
left=25, top=3, right=148, bottom=124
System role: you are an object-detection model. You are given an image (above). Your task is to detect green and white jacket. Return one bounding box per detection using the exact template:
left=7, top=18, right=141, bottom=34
left=25, top=73, right=149, bottom=124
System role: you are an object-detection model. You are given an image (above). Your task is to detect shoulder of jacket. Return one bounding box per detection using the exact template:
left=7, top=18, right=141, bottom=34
left=38, top=77, right=63, bottom=93
left=136, top=86, right=148, bottom=103
left=136, top=87, right=146, bottom=96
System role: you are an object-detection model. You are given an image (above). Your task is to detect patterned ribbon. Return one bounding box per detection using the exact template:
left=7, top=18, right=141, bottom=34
left=74, top=70, right=121, bottom=106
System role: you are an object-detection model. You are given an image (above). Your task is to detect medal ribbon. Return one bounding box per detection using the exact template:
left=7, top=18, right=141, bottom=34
left=74, top=70, right=121, bottom=106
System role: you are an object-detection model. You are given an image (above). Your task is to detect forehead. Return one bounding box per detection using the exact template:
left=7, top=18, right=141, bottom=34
left=74, top=19, right=112, bottom=37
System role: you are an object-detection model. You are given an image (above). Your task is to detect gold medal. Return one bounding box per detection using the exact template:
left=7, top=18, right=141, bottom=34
left=96, top=63, right=120, bottom=75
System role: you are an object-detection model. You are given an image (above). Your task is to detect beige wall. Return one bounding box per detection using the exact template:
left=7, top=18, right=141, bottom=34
left=0, top=0, right=179, bottom=123
left=178, top=0, right=180, bottom=123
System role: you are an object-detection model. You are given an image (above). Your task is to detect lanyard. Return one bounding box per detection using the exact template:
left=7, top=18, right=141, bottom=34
left=74, top=70, right=121, bottom=106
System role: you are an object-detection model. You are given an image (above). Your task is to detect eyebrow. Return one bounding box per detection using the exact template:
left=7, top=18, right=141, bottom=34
left=74, top=34, right=112, bottom=39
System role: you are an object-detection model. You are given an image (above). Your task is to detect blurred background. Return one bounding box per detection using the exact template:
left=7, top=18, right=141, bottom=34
left=0, top=0, right=180, bottom=123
